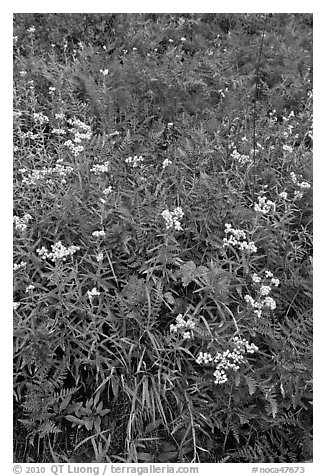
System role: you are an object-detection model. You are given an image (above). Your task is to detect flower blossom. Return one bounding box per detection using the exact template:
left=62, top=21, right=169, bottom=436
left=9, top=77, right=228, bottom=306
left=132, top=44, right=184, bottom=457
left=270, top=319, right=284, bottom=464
left=90, top=162, right=110, bottom=175
left=223, top=223, right=257, bottom=253
left=162, top=207, right=184, bottom=231
left=196, top=337, right=258, bottom=384
left=87, top=287, right=101, bottom=302
left=92, top=230, right=106, bottom=238
left=254, top=196, right=276, bottom=214
left=13, top=214, right=32, bottom=232
left=170, top=314, right=196, bottom=339
left=36, top=241, right=80, bottom=262
left=125, top=155, right=144, bottom=168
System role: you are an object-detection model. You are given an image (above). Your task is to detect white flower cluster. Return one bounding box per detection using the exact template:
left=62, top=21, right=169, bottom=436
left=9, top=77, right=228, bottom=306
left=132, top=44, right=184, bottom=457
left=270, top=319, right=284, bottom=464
left=223, top=223, right=257, bottom=253
left=196, top=336, right=258, bottom=384
left=162, top=158, right=172, bottom=169
left=13, top=261, right=27, bottom=271
left=87, top=287, right=101, bottom=301
left=36, top=241, right=80, bottom=262
left=55, top=113, right=65, bottom=120
left=52, top=128, right=66, bottom=135
left=283, top=145, right=293, bottom=153
left=26, top=284, right=35, bottom=293
left=290, top=172, right=311, bottom=189
left=103, top=186, right=113, bottom=195
left=161, top=207, right=184, bottom=231
left=96, top=252, right=104, bottom=262
left=21, top=159, right=74, bottom=186
left=125, top=155, right=144, bottom=167
left=13, top=213, right=32, bottom=232
left=92, top=230, right=106, bottom=238
left=13, top=302, right=21, bottom=311
left=33, top=112, right=49, bottom=126
left=90, top=161, right=110, bottom=175
left=254, top=196, right=276, bottom=214
left=170, top=314, right=196, bottom=339
left=279, top=191, right=288, bottom=200
left=64, top=118, right=92, bottom=156
left=293, top=191, right=303, bottom=201
left=231, top=149, right=251, bottom=165
left=99, top=186, right=113, bottom=204
left=244, top=270, right=279, bottom=317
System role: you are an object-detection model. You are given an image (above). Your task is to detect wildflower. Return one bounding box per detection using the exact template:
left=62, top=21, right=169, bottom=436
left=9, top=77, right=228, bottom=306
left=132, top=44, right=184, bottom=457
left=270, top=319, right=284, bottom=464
left=36, top=242, right=80, bottom=262
left=260, top=285, right=272, bottom=296
left=27, top=26, right=36, bottom=34
left=13, top=36, right=18, bottom=43
left=168, top=39, right=174, bottom=43
left=26, top=285, right=35, bottom=293
left=252, top=274, right=261, bottom=284
left=55, top=113, right=65, bottom=120
left=297, top=181, right=311, bottom=190
left=294, top=191, right=303, bottom=201
left=197, top=337, right=258, bottom=385
left=64, top=118, right=92, bottom=156
left=170, top=314, right=196, bottom=338
left=279, top=191, right=288, bottom=200
left=196, top=352, right=213, bottom=364
left=254, top=196, right=276, bottom=214
left=100, top=69, right=109, bottom=76
left=290, top=172, right=297, bottom=184
left=33, top=112, right=49, bottom=125
left=13, top=214, right=32, bottom=233
left=52, top=128, right=66, bottom=135
left=90, top=162, right=110, bottom=174
left=125, top=155, right=144, bottom=168
left=132, top=47, right=137, bottom=51
left=223, top=224, right=257, bottom=253
left=13, top=302, right=21, bottom=311
left=162, top=207, right=184, bottom=231
left=87, top=287, right=101, bottom=301
left=96, top=252, right=104, bottom=262
left=263, top=296, right=276, bottom=310
left=92, top=230, right=106, bottom=238
left=271, top=278, right=280, bottom=287
left=13, top=261, right=27, bottom=271
left=244, top=295, right=255, bottom=306
left=19, top=70, right=27, bottom=77
left=103, top=187, right=113, bottom=195
left=265, top=271, right=273, bottom=278
left=231, top=149, right=251, bottom=165
left=180, top=37, right=186, bottom=42
left=283, top=145, right=293, bottom=153
left=182, top=331, right=192, bottom=339
left=162, top=159, right=172, bottom=169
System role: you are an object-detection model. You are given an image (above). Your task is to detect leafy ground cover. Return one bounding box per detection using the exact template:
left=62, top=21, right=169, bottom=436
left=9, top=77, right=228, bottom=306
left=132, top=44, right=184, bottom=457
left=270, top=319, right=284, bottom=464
left=13, top=13, right=313, bottom=463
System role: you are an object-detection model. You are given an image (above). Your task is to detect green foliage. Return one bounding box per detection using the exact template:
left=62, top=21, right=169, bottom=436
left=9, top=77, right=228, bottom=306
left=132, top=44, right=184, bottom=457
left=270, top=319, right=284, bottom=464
left=13, top=13, right=312, bottom=463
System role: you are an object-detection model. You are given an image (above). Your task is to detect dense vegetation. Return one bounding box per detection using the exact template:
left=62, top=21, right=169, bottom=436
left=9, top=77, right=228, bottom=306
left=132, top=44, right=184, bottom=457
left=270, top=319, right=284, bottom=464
left=13, top=13, right=313, bottom=463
